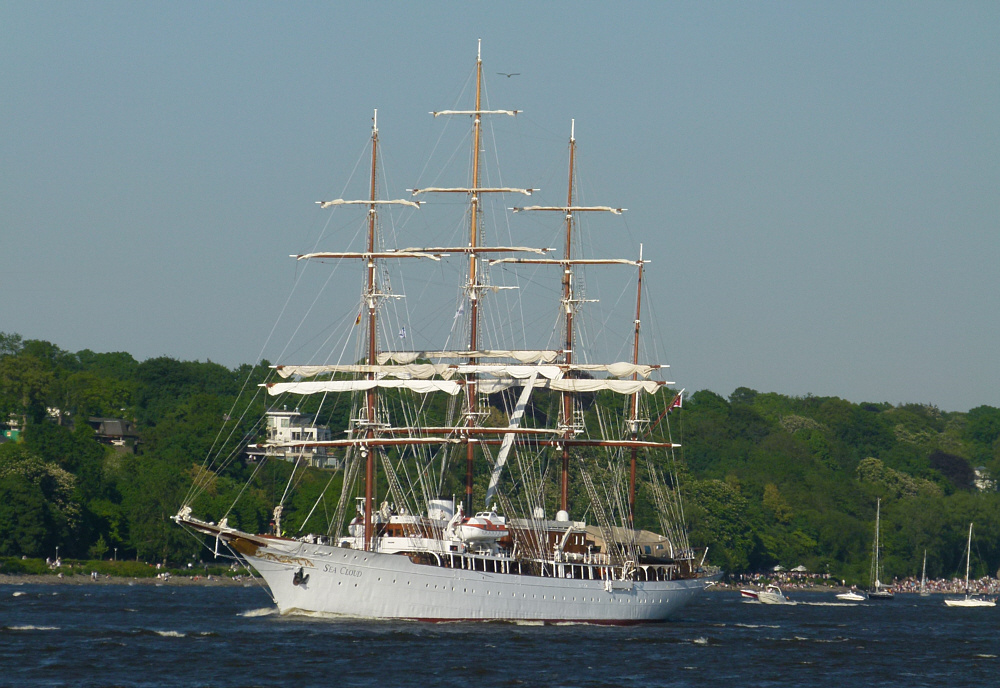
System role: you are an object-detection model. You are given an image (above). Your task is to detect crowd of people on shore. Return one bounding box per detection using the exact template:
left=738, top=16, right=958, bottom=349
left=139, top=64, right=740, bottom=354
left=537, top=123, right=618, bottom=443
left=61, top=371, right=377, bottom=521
left=726, top=569, right=1000, bottom=595
left=893, top=574, right=1000, bottom=595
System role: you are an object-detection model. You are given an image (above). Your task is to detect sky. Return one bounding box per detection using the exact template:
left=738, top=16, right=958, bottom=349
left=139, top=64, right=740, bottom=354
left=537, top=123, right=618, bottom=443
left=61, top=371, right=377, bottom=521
left=2, top=2, right=998, bottom=413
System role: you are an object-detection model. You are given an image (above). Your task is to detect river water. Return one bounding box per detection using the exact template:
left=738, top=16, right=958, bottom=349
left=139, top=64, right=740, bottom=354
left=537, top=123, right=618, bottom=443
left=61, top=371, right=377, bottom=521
left=2, top=582, right=997, bottom=687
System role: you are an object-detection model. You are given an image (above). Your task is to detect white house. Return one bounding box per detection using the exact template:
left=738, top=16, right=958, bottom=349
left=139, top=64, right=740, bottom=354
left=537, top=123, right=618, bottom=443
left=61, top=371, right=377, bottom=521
left=248, top=408, right=336, bottom=469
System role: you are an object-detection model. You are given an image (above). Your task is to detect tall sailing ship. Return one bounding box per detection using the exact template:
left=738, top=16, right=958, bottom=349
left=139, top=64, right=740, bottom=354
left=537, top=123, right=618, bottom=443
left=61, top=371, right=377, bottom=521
left=174, top=42, right=718, bottom=622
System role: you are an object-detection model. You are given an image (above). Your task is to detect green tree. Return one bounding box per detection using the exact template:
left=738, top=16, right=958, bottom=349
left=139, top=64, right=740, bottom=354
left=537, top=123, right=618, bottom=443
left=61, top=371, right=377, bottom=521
left=686, top=478, right=760, bottom=572
left=0, top=445, right=80, bottom=556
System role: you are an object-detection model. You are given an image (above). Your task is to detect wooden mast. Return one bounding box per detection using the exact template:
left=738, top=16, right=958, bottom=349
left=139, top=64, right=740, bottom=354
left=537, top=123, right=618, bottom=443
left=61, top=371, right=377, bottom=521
left=627, top=245, right=645, bottom=525
left=363, top=110, right=380, bottom=551
left=413, top=40, right=533, bottom=515
left=463, top=41, right=485, bottom=517
left=505, top=120, right=630, bottom=517
left=559, top=120, right=577, bottom=513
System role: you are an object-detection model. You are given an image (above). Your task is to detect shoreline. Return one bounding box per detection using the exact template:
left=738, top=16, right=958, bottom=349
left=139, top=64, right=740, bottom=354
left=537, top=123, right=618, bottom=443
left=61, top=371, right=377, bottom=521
left=1, top=573, right=254, bottom=587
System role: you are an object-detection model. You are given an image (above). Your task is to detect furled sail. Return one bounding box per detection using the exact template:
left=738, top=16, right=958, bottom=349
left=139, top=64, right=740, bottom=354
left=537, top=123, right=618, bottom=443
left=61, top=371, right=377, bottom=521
left=376, top=350, right=562, bottom=364
left=273, top=362, right=659, bottom=380
left=264, top=378, right=665, bottom=396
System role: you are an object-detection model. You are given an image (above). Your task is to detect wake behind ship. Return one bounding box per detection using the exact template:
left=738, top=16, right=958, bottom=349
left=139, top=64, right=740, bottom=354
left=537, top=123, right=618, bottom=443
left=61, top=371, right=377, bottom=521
left=174, top=41, right=719, bottom=623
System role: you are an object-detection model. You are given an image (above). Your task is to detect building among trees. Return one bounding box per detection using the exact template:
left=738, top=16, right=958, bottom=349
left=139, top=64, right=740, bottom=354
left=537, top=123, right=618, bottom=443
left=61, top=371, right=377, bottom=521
left=246, top=407, right=334, bottom=469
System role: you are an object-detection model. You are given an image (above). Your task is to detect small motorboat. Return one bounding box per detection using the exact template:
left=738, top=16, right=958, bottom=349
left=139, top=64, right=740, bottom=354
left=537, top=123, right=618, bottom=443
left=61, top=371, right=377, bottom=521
left=836, top=589, right=866, bottom=602
left=757, top=584, right=796, bottom=605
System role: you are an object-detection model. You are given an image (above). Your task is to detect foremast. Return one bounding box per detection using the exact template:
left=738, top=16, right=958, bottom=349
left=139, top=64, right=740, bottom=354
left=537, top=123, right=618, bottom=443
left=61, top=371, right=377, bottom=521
left=303, top=111, right=425, bottom=551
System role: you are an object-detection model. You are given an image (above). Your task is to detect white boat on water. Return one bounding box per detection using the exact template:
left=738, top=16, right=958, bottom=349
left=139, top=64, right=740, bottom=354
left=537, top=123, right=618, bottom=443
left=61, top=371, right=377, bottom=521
left=835, top=590, right=866, bottom=602
left=757, top=585, right=796, bottom=605
left=173, top=41, right=719, bottom=623
left=944, top=523, right=996, bottom=608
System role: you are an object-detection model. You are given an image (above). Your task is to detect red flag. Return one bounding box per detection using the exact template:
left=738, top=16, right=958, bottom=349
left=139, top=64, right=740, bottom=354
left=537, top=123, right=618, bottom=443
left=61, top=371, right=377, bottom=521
left=670, top=393, right=682, bottom=410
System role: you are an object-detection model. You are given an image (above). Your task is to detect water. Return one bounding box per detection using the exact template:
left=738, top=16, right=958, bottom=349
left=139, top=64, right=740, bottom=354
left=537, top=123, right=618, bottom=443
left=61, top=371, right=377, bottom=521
left=2, top=582, right=997, bottom=687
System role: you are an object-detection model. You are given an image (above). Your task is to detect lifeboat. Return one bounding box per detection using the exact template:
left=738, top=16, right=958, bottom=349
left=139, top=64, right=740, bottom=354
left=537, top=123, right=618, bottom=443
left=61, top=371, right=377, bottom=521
left=455, top=510, right=509, bottom=542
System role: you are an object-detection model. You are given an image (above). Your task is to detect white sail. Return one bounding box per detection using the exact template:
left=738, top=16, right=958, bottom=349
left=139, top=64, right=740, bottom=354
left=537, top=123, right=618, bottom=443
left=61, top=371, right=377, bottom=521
left=264, top=378, right=666, bottom=397
left=273, top=362, right=659, bottom=380
left=376, top=349, right=563, bottom=364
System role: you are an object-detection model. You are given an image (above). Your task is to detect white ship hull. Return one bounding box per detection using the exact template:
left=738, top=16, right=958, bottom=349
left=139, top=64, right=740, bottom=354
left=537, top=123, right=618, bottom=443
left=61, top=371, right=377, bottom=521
left=245, top=536, right=714, bottom=623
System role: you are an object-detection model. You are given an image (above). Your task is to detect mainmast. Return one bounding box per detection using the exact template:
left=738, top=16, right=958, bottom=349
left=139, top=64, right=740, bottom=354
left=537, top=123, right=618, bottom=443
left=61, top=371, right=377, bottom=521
left=413, top=40, right=535, bottom=516
left=559, top=121, right=577, bottom=513
left=363, top=112, right=380, bottom=551
left=465, top=42, right=485, bottom=518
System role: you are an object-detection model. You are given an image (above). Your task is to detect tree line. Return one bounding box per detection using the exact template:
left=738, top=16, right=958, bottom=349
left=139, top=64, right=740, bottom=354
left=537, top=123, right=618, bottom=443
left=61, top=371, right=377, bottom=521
left=1, top=332, right=998, bottom=584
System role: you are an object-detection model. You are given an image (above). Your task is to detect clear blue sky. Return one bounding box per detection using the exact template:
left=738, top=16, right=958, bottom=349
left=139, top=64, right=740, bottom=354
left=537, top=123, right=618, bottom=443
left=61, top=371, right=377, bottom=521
left=2, top=2, right=997, bottom=412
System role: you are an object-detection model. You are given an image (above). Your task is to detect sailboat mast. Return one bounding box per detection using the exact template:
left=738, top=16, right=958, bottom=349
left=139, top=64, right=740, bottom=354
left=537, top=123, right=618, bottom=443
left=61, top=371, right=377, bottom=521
left=964, top=522, right=973, bottom=593
left=364, top=111, right=380, bottom=551
left=920, top=549, right=927, bottom=593
left=559, top=121, right=577, bottom=512
left=463, top=42, right=485, bottom=516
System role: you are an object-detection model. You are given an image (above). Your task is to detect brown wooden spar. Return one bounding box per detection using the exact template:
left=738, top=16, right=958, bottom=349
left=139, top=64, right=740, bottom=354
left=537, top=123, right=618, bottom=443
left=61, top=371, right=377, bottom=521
left=628, top=247, right=646, bottom=526
left=364, top=111, right=378, bottom=551
left=307, top=110, right=426, bottom=551
left=411, top=40, right=534, bottom=517
left=506, top=119, right=630, bottom=516
left=465, top=42, right=484, bottom=519
left=269, top=437, right=677, bottom=450
left=560, top=121, right=576, bottom=513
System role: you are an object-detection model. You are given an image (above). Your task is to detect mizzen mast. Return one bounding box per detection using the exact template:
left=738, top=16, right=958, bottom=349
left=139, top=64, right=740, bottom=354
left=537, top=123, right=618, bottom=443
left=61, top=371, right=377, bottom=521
left=627, top=245, right=647, bottom=525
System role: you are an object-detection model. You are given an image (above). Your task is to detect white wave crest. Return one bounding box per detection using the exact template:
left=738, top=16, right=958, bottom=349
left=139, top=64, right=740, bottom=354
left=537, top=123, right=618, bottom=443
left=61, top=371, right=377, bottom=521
left=239, top=607, right=277, bottom=618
